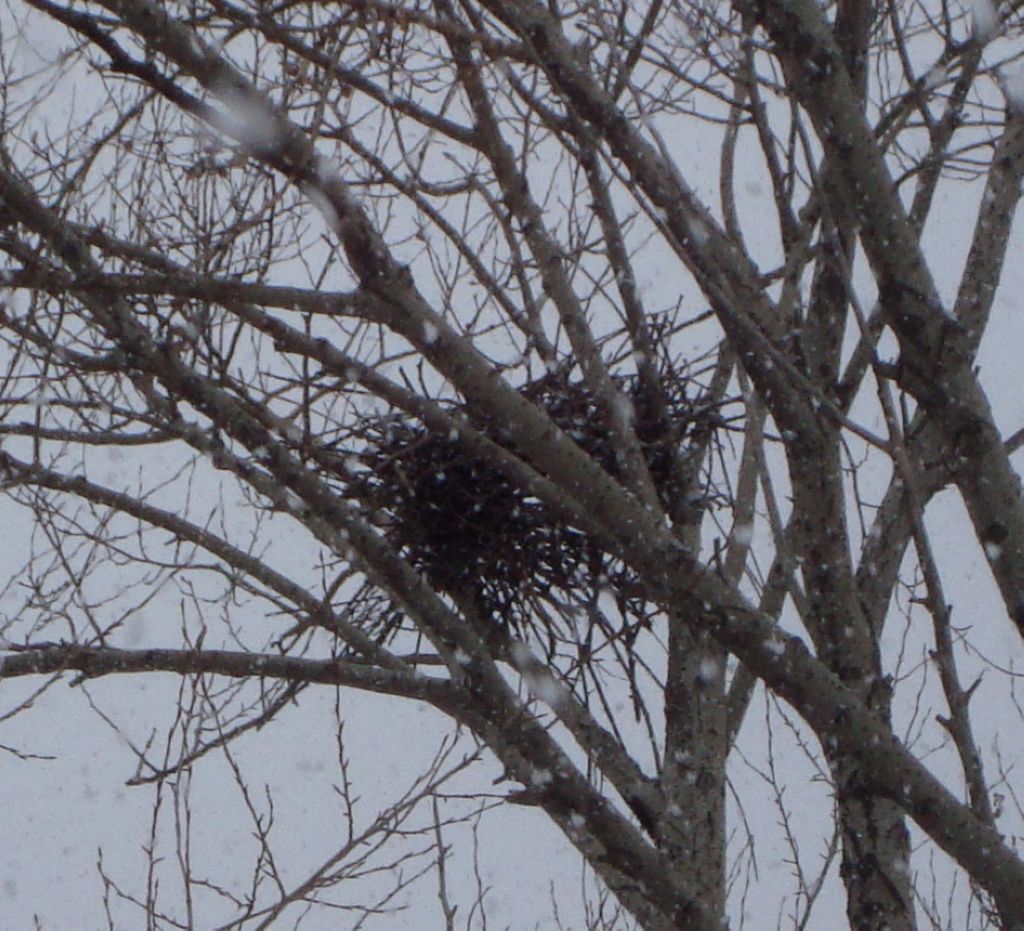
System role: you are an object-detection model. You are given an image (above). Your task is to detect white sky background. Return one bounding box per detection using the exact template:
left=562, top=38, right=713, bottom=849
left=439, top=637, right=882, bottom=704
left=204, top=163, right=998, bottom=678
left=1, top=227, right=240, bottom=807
left=0, top=2, right=1022, bottom=928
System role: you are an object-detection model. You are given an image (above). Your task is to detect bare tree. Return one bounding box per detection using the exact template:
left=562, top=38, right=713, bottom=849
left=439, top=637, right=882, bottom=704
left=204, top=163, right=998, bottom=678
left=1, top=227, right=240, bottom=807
left=1, top=0, right=1023, bottom=927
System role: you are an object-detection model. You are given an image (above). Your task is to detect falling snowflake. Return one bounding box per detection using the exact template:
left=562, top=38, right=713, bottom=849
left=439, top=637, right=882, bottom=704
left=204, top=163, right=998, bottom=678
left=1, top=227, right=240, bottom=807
left=923, top=63, right=948, bottom=91
left=732, top=522, right=754, bottom=546
left=970, top=0, right=999, bottom=41
left=697, top=657, right=720, bottom=684
left=999, top=66, right=1024, bottom=113
left=686, top=214, right=710, bottom=245
left=210, top=86, right=284, bottom=154
left=305, top=185, right=343, bottom=234
left=315, top=155, right=342, bottom=184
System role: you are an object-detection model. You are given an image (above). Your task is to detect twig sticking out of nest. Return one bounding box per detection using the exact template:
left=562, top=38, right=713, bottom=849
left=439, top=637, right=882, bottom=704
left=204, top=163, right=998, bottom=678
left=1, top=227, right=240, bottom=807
left=350, top=367, right=710, bottom=641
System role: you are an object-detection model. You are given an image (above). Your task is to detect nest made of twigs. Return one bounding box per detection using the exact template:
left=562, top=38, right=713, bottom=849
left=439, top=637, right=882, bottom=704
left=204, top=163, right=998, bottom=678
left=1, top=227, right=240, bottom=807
left=349, top=365, right=711, bottom=639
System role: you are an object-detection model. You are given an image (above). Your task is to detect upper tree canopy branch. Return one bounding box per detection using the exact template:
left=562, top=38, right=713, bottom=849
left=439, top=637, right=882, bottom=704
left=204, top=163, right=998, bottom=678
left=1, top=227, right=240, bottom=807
left=743, top=0, right=1024, bottom=637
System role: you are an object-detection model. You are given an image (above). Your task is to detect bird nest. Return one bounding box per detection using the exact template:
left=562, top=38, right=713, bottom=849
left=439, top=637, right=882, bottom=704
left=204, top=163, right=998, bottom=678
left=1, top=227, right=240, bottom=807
left=349, top=366, right=710, bottom=644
